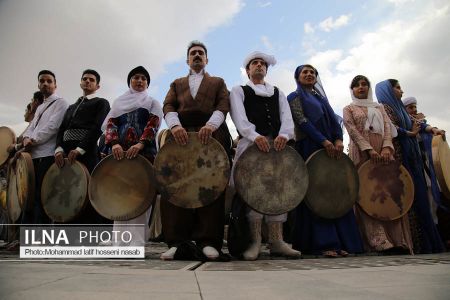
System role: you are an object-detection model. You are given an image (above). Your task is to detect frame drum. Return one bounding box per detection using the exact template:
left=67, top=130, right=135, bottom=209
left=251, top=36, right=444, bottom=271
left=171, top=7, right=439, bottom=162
left=358, top=160, right=414, bottom=221
left=305, top=149, right=359, bottom=219
left=41, top=159, right=90, bottom=222
left=432, top=135, right=450, bottom=199
left=234, top=144, right=308, bottom=215
left=153, top=132, right=230, bottom=209
left=0, top=126, right=15, bottom=166
left=89, top=154, right=155, bottom=221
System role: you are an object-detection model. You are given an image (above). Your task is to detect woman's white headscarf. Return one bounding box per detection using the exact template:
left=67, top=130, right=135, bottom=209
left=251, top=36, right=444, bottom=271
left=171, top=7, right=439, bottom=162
left=101, top=88, right=161, bottom=131
left=350, top=86, right=385, bottom=135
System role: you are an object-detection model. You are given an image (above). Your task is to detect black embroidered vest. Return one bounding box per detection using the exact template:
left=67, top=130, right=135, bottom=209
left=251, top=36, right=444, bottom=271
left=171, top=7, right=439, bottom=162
left=242, top=85, right=281, bottom=138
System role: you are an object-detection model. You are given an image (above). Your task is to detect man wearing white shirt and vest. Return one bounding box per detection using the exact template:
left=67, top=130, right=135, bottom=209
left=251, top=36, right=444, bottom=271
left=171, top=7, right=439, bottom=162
left=161, top=41, right=232, bottom=261
left=229, top=51, right=301, bottom=260
left=22, top=70, right=69, bottom=224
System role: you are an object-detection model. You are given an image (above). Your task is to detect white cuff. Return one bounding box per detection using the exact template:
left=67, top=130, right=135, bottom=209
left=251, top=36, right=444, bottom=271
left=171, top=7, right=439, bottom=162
left=249, top=132, right=260, bottom=142
left=55, top=147, right=64, bottom=154
left=165, top=112, right=182, bottom=129
left=75, top=147, right=86, bottom=155
left=278, top=133, right=289, bottom=140
left=206, top=111, right=225, bottom=129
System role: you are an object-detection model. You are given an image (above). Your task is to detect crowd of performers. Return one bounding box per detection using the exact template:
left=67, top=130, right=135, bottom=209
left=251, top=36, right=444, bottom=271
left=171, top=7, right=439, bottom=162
left=1, top=40, right=449, bottom=260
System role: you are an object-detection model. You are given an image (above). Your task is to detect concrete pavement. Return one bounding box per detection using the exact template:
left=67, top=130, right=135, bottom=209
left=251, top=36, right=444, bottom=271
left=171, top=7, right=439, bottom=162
left=0, top=243, right=449, bottom=300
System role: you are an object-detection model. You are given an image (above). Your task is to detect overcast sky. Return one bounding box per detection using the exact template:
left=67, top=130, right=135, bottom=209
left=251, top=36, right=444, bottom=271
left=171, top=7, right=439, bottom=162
left=1, top=0, right=449, bottom=147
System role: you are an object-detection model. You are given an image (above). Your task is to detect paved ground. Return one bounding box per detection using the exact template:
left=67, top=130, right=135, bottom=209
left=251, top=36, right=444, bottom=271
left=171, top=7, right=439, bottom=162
left=1, top=242, right=449, bottom=300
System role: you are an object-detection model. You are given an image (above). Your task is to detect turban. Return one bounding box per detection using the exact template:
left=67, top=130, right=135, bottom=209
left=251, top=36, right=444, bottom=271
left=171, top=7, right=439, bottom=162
left=243, top=51, right=277, bottom=68
left=402, top=96, right=417, bottom=107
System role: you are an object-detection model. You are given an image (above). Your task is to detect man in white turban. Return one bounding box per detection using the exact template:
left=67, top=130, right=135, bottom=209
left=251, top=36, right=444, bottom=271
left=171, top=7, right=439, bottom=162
left=229, top=51, right=301, bottom=260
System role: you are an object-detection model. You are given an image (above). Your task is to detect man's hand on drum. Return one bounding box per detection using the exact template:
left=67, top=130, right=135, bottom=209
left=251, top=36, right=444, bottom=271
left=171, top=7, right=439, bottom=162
left=198, top=124, right=216, bottom=145
left=55, top=151, right=65, bottom=168
left=126, top=142, right=144, bottom=159
left=334, top=139, right=344, bottom=159
left=380, top=147, right=392, bottom=164
left=112, top=144, right=125, bottom=160
left=171, top=125, right=188, bottom=145
left=67, top=149, right=80, bottom=164
left=254, top=135, right=270, bottom=153
left=274, top=135, right=287, bottom=152
left=322, top=140, right=336, bottom=158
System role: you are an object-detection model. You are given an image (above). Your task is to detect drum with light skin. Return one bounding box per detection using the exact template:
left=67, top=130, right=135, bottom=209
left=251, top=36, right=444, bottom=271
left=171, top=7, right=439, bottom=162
left=234, top=143, right=308, bottom=215
left=357, top=160, right=414, bottom=221
left=89, top=155, right=155, bottom=221
left=153, top=132, right=230, bottom=209
left=432, top=135, right=450, bottom=200
left=42, top=159, right=90, bottom=223
left=0, top=126, right=15, bottom=167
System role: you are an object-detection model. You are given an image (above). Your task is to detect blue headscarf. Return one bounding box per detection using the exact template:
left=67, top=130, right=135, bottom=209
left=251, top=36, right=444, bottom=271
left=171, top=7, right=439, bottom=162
left=375, top=80, right=412, bottom=130
left=288, top=64, right=328, bottom=123
left=287, top=64, right=343, bottom=140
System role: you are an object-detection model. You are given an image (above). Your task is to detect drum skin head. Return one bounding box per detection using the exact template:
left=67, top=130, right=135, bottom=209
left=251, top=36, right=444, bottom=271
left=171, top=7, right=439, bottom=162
left=305, top=149, right=359, bottom=219
left=16, top=152, right=34, bottom=211
left=0, top=126, right=15, bottom=166
left=89, top=155, right=155, bottom=221
left=358, top=160, right=414, bottom=221
left=42, top=159, right=90, bottom=223
left=154, top=132, right=230, bottom=209
left=7, top=166, right=21, bottom=223
left=234, top=144, right=308, bottom=215
left=432, top=135, right=450, bottom=200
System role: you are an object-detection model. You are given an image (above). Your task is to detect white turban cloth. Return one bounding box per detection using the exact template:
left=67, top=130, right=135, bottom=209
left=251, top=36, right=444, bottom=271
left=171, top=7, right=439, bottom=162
left=402, top=96, right=417, bottom=107
left=243, top=51, right=277, bottom=68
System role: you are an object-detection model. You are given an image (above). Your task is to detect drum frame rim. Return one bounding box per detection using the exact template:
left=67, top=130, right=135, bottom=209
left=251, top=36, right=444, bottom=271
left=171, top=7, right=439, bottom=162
left=16, top=152, right=35, bottom=211
left=89, top=154, right=155, bottom=221
left=304, top=149, right=359, bottom=219
left=233, top=143, right=308, bottom=215
left=432, top=135, right=450, bottom=199
left=154, top=132, right=230, bottom=209
left=357, top=160, right=414, bottom=221
left=0, top=126, right=16, bottom=167
left=41, top=158, right=90, bottom=223
left=6, top=165, right=21, bottom=223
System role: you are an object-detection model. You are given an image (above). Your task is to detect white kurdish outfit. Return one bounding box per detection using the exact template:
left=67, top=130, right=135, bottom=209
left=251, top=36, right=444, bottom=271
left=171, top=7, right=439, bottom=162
left=229, top=81, right=295, bottom=222
left=23, top=93, right=69, bottom=158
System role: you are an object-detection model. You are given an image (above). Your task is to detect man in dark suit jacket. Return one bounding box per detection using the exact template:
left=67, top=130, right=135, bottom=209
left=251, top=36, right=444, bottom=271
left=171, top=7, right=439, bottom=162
left=161, top=41, right=232, bottom=260
left=54, top=69, right=110, bottom=223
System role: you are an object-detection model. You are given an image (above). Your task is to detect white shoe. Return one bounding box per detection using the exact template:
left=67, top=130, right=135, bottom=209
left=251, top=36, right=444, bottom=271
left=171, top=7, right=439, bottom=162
left=160, top=247, right=177, bottom=260
left=202, top=246, right=219, bottom=259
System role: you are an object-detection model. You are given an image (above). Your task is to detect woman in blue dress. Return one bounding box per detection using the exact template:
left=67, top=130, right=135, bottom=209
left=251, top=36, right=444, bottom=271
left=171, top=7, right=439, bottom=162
left=375, top=79, right=444, bottom=253
left=287, top=64, right=363, bottom=257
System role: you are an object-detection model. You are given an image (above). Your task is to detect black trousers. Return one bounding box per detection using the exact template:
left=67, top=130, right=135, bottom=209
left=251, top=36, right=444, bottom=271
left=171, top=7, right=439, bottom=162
left=160, top=193, right=225, bottom=250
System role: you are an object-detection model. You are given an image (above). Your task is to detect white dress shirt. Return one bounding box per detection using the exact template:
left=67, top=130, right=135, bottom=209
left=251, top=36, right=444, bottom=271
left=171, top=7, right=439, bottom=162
left=23, top=93, right=69, bottom=159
